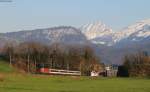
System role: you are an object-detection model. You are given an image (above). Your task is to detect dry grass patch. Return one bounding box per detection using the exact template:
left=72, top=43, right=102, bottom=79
left=0, top=73, right=5, bottom=82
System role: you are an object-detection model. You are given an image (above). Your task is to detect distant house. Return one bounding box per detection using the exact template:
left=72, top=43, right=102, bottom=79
left=105, top=65, right=118, bottom=77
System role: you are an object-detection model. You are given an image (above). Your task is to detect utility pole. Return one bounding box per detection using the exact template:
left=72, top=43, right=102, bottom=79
left=35, top=59, right=37, bottom=73
left=8, top=45, right=13, bottom=67
left=67, top=60, right=69, bottom=70
left=27, top=54, right=30, bottom=73
left=9, top=54, right=12, bottom=67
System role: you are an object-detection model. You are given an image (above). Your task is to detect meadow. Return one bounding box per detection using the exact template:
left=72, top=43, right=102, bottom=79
left=0, top=59, right=150, bottom=92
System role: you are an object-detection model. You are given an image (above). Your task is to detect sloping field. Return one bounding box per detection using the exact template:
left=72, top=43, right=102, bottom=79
left=0, top=58, right=14, bottom=73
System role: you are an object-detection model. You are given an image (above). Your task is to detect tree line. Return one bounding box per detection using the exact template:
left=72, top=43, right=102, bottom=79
left=1, top=42, right=103, bottom=76
left=1, top=42, right=149, bottom=77
left=118, top=51, right=150, bottom=77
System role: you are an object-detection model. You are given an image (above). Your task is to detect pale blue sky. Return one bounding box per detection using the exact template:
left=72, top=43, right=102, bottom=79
left=0, top=0, right=150, bottom=32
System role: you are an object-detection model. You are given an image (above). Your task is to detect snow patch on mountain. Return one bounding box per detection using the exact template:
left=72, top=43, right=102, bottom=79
left=115, top=19, right=150, bottom=42
left=81, top=22, right=115, bottom=45
left=81, top=22, right=113, bottom=39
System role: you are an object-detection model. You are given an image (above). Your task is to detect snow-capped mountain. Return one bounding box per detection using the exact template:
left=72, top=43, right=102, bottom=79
left=1, top=19, right=149, bottom=46
left=81, top=19, right=150, bottom=46
left=2, top=26, right=88, bottom=45
left=116, top=19, right=150, bottom=43
left=81, top=22, right=115, bottom=45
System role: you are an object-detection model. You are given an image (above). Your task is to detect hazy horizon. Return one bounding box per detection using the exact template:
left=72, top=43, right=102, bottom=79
left=0, top=0, right=150, bottom=32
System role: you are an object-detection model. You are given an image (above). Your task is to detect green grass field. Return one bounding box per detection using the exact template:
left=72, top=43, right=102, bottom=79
left=0, top=58, right=14, bottom=73
left=0, top=59, right=150, bottom=92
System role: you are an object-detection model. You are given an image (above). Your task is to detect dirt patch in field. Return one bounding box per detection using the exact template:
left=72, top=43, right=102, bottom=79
left=0, top=73, right=5, bottom=82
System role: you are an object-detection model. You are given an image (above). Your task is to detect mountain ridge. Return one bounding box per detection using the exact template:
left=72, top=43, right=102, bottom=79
left=81, top=19, right=150, bottom=46
left=2, top=26, right=88, bottom=45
